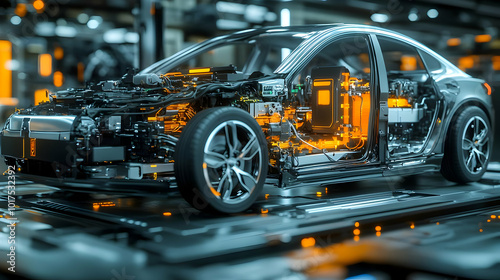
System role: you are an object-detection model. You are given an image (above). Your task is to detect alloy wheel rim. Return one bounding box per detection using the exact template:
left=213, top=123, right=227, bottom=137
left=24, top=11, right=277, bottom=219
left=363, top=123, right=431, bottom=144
left=203, top=120, right=263, bottom=204
left=462, top=116, right=489, bottom=175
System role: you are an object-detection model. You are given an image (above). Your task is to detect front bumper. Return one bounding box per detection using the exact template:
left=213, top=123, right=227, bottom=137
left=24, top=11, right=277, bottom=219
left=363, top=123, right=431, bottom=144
left=1, top=114, right=173, bottom=180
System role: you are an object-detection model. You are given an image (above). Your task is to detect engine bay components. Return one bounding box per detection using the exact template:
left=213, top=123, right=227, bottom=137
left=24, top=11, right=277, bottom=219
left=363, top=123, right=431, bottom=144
left=259, top=79, right=285, bottom=98
left=387, top=78, right=437, bottom=156
left=243, top=66, right=372, bottom=171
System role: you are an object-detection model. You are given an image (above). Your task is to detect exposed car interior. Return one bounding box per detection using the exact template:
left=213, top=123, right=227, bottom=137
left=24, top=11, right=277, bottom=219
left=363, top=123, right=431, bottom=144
left=378, top=36, right=440, bottom=158
left=287, top=35, right=372, bottom=162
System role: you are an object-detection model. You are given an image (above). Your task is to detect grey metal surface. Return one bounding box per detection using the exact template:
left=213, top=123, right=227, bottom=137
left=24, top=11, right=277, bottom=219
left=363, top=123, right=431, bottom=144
left=92, top=146, right=125, bottom=162
left=3, top=115, right=77, bottom=141
left=1, top=165, right=500, bottom=279
left=388, top=107, right=423, bottom=123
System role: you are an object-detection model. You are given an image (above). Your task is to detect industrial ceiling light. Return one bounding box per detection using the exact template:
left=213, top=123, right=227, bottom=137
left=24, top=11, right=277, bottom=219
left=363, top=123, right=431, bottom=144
left=77, top=13, right=89, bottom=24
left=427, top=9, right=439, bottom=19
left=245, top=5, right=268, bottom=23
left=215, top=1, right=246, bottom=14
left=216, top=19, right=249, bottom=30
left=104, top=28, right=127, bottom=44
left=55, top=26, right=77, bottom=37
left=371, top=13, right=389, bottom=23
left=87, top=16, right=102, bottom=30
left=10, top=16, right=21, bottom=25
left=408, top=8, right=419, bottom=22
left=87, top=19, right=99, bottom=29
left=280, top=8, right=291, bottom=61
left=280, top=8, right=290, bottom=27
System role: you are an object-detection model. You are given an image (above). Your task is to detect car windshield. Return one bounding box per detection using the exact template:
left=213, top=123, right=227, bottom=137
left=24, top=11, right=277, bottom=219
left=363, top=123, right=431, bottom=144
left=141, top=30, right=317, bottom=76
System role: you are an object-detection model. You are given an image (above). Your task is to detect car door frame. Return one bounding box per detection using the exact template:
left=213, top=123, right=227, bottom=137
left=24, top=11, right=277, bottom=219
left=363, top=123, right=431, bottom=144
left=370, top=34, right=447, bottom=176
left=278, top=32, right=385, bottom=188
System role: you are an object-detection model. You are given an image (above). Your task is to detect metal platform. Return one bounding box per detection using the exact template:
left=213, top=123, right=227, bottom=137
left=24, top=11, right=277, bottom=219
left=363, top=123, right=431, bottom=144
left=1, top=164, right=500, bottom=279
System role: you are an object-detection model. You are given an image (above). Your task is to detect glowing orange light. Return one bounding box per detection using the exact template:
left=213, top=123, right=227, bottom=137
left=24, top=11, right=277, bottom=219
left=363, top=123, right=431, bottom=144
left=33, top=0, right=45, bottom=12
left=210, top=187, right=220, bottom=197
left=316, top=191, right=322, bottom=197
left=38, top=54, right=52, bottom=77
left=447, top=38, right=461, bottom=47
left=0, top=98, right=15, bottom=107
left=487, top=219, right=491, bottom=222
left=491, top=215, right=497, bottom=219
left=165, top=72, right=182, bottom=76
left=54, top=47, right=64, bottom=60
left=34, top=89, right=49, bottom=105
left=53, top=71, right=63, bottom=87
left=93, top=201, right=115, bottom=207
left=30, top=138, right=36, bottom=157
left=0, top=41, right=12, bottom=99
left=376, top=232, right=381, bottom=237
left=301, top=237, right=315, bottom=248
left=77, top=62, right=85, bottom=82
left=15, top=4, right=27, bottom=17
left=189, top=68, right=211, bottom=74
left=261, top=208, right=269, bottom=214
left=354, top=236, right=360, bottom=242
left=475, top=34, right=491, bottom=43
left=436, top=222, right=440, bottom=225
left=317, top=90, right=330, bottom=105
left=150, top=2, right=156, bottom=15
left=410, top=223, right=415, bottom=229
left=353, top=229, right=361, bottom=235
left=375, top=226, right=381, bottom=232
left=401, top=55, right=417, bottom=71
left=388, top=97, right=411, bottom=108
left=265, top=194, right=269, bottom=199
left=484, top=83, right=492, bottom=95
left=313, top=80, right=331, bottom=87
left=354, top=222, right=359, bottom=227
left=479, top=228, right=483, bottom=232
left=163, top=212, right=172, bottom=216
left=342, top=73, right=349, bottom=91
left=493, top=56, right=500, bottom=71
left=458, top=56, right=475, bottom=70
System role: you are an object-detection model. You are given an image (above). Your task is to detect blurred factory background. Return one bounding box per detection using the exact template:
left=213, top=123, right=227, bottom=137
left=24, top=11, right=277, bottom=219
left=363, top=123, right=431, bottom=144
left=0, top=0, right=500, bottom=155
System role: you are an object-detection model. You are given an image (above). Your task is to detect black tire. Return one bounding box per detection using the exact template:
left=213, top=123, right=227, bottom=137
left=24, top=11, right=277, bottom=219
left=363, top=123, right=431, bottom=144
left=441, top=107, right=491, bottom=183
left=174, top=107, right=268, bottom=213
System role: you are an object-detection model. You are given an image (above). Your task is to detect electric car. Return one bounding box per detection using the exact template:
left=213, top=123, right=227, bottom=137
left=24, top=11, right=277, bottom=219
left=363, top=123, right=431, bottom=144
left=1, top=24, right=494, bottom=213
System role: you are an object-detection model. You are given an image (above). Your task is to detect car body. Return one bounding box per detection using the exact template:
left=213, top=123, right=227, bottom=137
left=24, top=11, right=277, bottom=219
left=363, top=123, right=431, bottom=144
left=1, top=24, right=494, bottom=213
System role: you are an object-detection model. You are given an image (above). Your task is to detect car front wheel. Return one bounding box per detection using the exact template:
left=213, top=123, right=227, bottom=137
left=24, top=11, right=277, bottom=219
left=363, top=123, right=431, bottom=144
left=174, top=107, right=268, bottom=213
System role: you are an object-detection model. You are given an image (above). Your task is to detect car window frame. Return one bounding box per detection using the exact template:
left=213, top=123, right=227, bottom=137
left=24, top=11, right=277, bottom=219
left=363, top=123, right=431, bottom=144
left=285, top=33, right=375, bottom=83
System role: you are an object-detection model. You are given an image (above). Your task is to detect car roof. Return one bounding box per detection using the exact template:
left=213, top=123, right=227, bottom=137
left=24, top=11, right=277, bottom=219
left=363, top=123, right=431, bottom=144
left=141, top=23, right=465, bottom=78
left=275, top=24, right=466, bottom=77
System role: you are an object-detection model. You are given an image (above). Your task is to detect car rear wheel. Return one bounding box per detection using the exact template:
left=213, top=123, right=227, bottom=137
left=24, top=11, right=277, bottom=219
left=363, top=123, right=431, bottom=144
left=441, top=107, right=491, bottom=183
left=174, top=107, right=268, bottom=213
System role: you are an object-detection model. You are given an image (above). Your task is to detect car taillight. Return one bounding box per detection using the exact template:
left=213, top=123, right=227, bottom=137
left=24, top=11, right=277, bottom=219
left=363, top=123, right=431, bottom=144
left=483, top=82, right=492, bottom=95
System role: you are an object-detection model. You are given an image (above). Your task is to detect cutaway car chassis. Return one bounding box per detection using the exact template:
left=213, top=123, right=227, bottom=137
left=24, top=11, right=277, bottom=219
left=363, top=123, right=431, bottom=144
left=1, top=25, right=493, bottom=213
